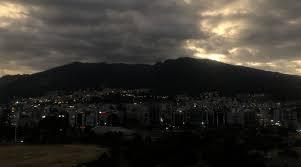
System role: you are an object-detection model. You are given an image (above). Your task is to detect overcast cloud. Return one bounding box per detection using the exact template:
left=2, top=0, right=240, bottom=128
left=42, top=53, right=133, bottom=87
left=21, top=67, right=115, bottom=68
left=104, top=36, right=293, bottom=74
left=0, top=0, right=301, bottom=76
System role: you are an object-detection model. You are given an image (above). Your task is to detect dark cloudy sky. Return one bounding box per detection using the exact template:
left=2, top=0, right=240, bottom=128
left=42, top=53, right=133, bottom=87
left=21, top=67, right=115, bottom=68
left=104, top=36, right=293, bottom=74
left=0, top=0, right=301, bottom=76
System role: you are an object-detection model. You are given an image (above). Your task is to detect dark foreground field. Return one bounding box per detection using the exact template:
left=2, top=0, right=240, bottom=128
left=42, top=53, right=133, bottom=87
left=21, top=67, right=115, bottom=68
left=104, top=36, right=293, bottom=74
left=0, top=145, right=107, bottom=167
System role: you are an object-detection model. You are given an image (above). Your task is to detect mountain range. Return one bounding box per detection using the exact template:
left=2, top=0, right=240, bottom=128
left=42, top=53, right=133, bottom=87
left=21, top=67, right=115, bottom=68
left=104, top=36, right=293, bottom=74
left=0, top=57, right=301, bottom=103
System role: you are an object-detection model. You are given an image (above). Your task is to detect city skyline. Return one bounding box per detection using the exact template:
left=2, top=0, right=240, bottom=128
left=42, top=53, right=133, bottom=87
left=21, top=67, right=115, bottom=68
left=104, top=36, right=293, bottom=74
left=1, top=0, right=301, bottom=76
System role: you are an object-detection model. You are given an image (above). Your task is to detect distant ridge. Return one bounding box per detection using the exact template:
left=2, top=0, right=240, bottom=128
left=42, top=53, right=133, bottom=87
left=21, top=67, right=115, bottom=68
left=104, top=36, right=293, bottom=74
left=0, top=57, right=301, bottom=103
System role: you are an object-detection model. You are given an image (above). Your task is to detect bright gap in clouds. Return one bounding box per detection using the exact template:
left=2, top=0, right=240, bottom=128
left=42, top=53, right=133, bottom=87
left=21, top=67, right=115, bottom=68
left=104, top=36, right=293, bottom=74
left=184, top=39, right=301, bottom=76
left=0, top=2, right=27, bottom=19
left=0, top=2, right=28, bottom=29
left=195, top=53, right=226, bottom=62
left=184, top=40, right=227, bottom=62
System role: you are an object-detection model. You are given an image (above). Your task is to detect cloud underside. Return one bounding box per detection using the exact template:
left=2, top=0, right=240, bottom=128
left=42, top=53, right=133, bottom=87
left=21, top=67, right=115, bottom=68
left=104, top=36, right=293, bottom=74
left=0, top=0, right=301, bottom=76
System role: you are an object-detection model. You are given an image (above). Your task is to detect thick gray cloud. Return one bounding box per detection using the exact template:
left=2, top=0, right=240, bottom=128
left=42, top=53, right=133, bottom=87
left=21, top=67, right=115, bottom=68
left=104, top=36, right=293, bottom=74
left=0, top=0, right=301, bottom=75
